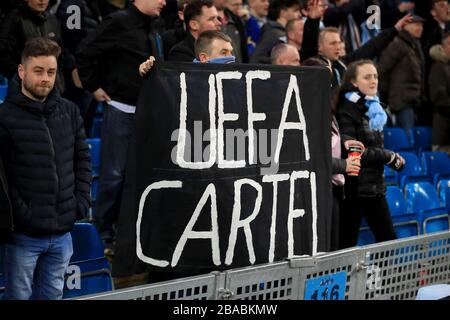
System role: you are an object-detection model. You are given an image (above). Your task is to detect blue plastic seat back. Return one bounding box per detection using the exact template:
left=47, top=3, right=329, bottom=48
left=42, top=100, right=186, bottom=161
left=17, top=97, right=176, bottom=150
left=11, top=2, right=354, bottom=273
left=90, top=117, right=103, bottom=138
left=357, top=227, right=375, bottom=246
left=423, top=214, right=449, bottom=234
left=63, top=273, right=113, bottom=299
left=397, top=152, right=426, bottom=187
left=412, top=127, right=432, bottom=155
left=86, top=138, right=101, bottom=169
left=95, top=102, right=104, bottom=115
left=438, top=179, right=450, bottom=210
left=0, top=76, right=7, bottom=102
left=386, top=186, right=407, bottom=216
left=384, top=128, right=413, bottom=151
left=421, top=152, right=450, bottom=182
left=70, top=223, right=104, bottom=262
left=63, top=258, right=113, bottom=299
left=384, top=165, right=398, bottom=185
left=405, top=182, right=441, bottom=213
left=392, top=214, right=419, bottom=238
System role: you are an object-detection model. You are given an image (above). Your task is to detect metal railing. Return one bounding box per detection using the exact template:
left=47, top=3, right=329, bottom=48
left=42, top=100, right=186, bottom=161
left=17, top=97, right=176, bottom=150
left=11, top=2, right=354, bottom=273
left=76, top=231, right=450, bottom=300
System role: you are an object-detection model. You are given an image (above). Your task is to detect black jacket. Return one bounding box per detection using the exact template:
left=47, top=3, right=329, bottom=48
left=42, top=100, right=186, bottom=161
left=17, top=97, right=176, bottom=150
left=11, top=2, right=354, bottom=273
left=250, top=20, right=286, bottom=64
left=0, top=4, right=73, bottom=93
left=56, top=0, right=112, bottom=55
left=162, top=19, right=187, bottom=61
left=336, top=88, right=394, bottom=198
left=0, top=76, right=91, bottom=236
left=168, top=32, right=196, bottom=62
left=223, top=8, right=248, bottom=63
left=76, top=3, right=163, bottom=106
left=378, top=30, right=425, bottom=112
left=0, top=156, right=12, bottom=242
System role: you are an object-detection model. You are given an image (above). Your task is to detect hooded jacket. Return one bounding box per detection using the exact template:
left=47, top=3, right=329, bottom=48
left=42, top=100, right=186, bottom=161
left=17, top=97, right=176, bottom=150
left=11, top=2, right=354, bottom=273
left=0, top=76, right=91, bottom=236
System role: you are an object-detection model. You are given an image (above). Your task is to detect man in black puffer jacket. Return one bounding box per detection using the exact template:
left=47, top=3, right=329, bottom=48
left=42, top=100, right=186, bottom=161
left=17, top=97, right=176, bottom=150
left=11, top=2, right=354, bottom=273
left=0, top=38, right=91, bottom=300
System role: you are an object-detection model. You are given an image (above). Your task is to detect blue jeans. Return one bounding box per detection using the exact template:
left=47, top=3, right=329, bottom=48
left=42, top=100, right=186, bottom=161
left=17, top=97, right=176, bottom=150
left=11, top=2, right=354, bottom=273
left=95, top=105, right=135, bottom=241
left=2, top=232, right=73, bottom=300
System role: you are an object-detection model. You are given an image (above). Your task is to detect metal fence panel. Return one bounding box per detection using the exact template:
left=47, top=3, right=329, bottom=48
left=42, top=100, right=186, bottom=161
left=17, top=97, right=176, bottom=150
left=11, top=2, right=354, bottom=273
left=77, top=273, right=220, bottom=300
left=294, top=249, right=366, bottom=300
left=75, top=231, right=450, bottom=300
left=361, top=231, right=450, bottom=300
left=222, top=261, right=300, bottom=300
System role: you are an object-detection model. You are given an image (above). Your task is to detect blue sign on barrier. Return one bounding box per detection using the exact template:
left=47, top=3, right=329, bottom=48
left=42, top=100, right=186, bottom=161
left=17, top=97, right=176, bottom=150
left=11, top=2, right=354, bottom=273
left=304, top=271, right=347, bottom=300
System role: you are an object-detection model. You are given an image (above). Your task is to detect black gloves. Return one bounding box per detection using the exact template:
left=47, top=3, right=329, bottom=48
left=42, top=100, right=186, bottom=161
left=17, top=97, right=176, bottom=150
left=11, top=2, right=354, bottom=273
left=386, top=152, right=406, bottom=171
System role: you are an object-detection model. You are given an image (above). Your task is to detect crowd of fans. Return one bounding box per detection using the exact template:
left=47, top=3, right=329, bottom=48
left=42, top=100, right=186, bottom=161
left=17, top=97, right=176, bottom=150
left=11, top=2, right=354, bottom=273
left=0, top=0, right=449, bottom=299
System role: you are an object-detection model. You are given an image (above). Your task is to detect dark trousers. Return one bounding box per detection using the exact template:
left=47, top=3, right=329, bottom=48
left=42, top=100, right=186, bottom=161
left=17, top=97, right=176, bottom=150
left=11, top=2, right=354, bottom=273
left=338, top=195, right=397, bottom=249
left=95, top=105, right=135, bottom=242
left=330, top=185, right=344, bottom=251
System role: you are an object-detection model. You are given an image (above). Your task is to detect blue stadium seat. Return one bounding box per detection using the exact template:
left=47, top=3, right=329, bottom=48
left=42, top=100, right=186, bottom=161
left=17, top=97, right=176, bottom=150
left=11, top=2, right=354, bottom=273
left=412, top=127, right=432, bottom=156
left=386, top=186, right=407, bottom=216
left=90, top=117, right=103, bottom=138
left=64, top=223, right=113, bottom=298
left=86, top=138, right=101, bottom=173
left=357, top=227, right=375, bottom=246
left=384, top=165, right=398, bottom=185
left=384, top=128, right=413, bottom=152
left=0, top=75, right=7, bottom=102
left=357, top=212, right=419, bottom=243
left=70, top=223, right=104, bottom=262
left=421, top=152, right=450, bottom=186
left=95, top=102, right=104, bottom=115
left=397, top=152, right=428, bottom=189
left=63, top=259, right=113, bottom=299
left=392, top=214, right=420, bottom=238
left=438, top=179, right=450, bottom=210
left=404, top=182, right=450, bottom=234
left=86, top=139, right=101, bottom=217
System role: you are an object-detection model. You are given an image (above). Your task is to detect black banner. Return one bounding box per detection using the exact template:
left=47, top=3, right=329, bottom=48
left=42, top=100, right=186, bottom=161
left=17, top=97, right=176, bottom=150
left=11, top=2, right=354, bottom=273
left=113, top=62, right=332, bottom=278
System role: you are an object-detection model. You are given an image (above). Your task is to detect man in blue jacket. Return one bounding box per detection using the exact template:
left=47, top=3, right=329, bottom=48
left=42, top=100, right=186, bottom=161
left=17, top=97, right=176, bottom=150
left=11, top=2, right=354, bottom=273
left=0, top=37, right=91, bottom=300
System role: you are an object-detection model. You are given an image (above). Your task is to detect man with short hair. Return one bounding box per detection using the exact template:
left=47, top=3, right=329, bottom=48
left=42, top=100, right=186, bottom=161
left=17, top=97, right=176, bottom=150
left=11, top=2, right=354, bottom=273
left=76, top=0, right=166, bottom=255
left=270, top=42, right=300, bottom=66
left=286, top=18, right=305, bottom=51
left=169, top=0, right=222, bottom=61
left=0, top=37, right=91, bottom=300
left=162, top=0, right=190, bottom=60
left=0, top=0, right=75, bottom=94
left=250, top=0, right=301, bottom=64
left=311, top=13, right=412, bottom=94
left=139, top=30, right=234, bottom=78
left=246, top=0, right=269, bottom=53
left=213, top=0, right=248, bottom=62
left=422, top=0, right=450, bottom=59
left=195, top=30, right=234, bottom=62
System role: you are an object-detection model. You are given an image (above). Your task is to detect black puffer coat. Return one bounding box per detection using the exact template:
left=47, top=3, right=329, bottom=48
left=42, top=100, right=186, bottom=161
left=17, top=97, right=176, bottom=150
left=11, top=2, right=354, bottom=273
left=0, top=76, right=91, bottom=236
left=336, top=88, right=394, bottom=197
left=0, top=156, right=12, bottom=242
